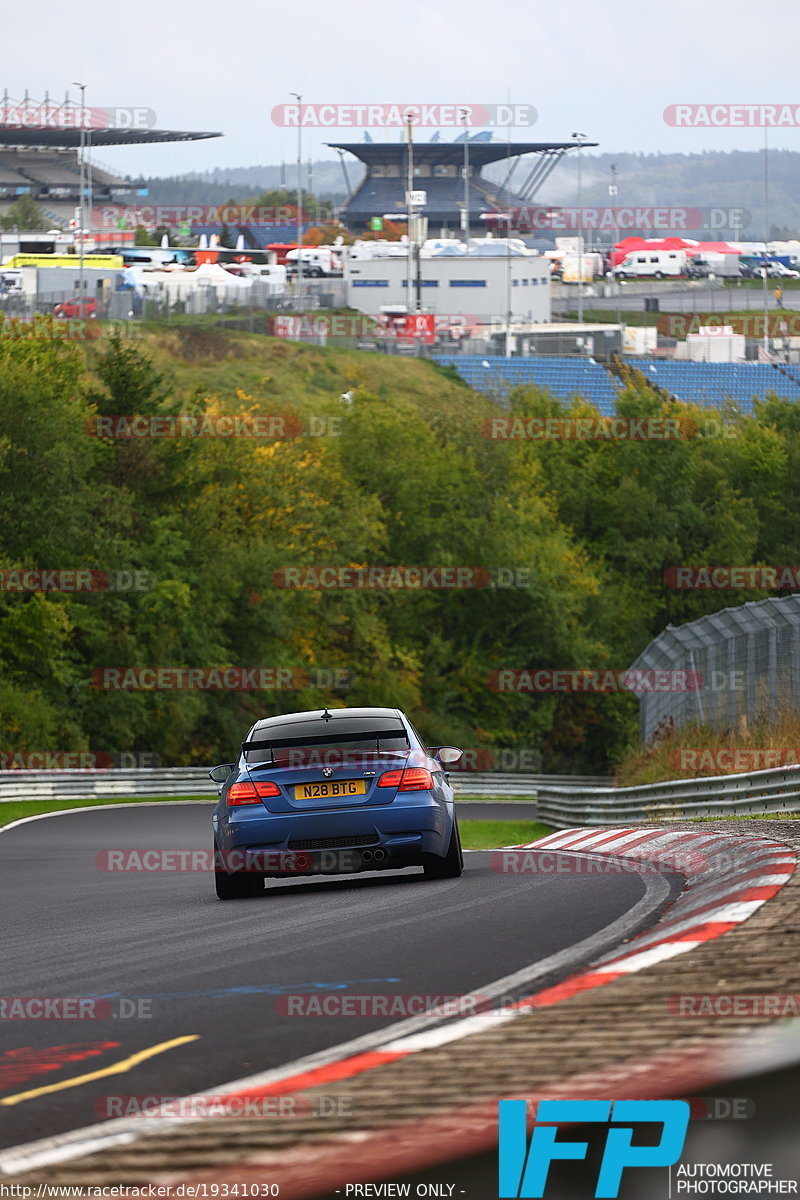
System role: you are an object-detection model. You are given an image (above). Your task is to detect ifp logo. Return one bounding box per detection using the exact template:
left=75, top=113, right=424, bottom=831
left=498, top=1099, right=690, bottom=1198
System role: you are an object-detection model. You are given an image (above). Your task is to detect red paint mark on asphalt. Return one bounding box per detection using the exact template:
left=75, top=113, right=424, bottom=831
left=0, top=1043, right=120, bottom=1091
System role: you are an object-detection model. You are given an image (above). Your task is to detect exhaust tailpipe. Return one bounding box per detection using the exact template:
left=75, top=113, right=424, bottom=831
left=372, top=848, right=386, bottom=862
left=361, top=849, right=374, bottom=862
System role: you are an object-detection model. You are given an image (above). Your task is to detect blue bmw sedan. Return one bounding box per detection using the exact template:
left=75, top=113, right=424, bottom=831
left=210, top=707, right=464, bottom=899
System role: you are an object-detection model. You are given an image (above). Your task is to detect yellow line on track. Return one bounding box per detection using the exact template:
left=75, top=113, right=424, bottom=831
left=0, top=1035, right=199, bottom=1106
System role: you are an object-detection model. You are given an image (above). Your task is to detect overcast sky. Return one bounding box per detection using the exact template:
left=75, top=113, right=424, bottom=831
left=7, top=0, right=800, bottom=178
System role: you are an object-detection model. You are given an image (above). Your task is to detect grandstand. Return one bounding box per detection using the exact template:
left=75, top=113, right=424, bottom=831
left=0, top=157, right=33, bottom=187
left=433, top=355, right=800, bottom=413
left=191, top=222, right=306, bottom=249
left=0, top=95, right=221, bottom=228
left=433, top=355, right=623, bottom=414
left=328, top=136, right=596, bottom=235
left=624, top=360, right=800, bottom=412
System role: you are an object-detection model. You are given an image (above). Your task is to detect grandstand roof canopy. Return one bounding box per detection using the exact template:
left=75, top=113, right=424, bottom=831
left=327, top=140, right=597, bottom=167
left=0, top=127, right=221, bottom=149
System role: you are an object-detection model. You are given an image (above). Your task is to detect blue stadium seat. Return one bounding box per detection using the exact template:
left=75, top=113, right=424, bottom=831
left=432, top=355, right=623, bottom=413
left=622, top=359, right=800, bottom=413
left=432, top=355, right=800, bottom=415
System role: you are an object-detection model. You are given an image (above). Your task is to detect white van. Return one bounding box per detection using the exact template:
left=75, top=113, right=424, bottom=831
left=615, top=250, right=687, bottom=280
left=285, top=247, right=343, bottom=277
left=560, top=252, right=604, bottom=283
left=0, top=268, right=22, bottom=293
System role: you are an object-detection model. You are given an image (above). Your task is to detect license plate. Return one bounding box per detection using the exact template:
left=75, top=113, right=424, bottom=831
left=293, top=779, right=367, bottom=801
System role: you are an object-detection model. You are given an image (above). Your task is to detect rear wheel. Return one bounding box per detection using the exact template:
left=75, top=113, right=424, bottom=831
left=423, top=820, right=464, bottom=880
left=214, top=843, right=264, bottom=899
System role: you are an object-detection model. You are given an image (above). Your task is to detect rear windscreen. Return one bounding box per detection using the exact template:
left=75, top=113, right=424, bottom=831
left=243, top=719, right=410, bottom=766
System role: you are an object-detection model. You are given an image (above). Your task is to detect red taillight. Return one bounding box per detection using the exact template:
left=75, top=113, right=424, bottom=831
left=227, top=780, right=281, bottom=806
left=377, top=767, right=433, bottom=792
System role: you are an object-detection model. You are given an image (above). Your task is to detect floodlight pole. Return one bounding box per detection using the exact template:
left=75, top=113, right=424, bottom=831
left=405, top=113, right=414, bottom=305
left=609, top=163, right=621, bottom=334
left=291, top=92, right=303, bottom=310
left=459, top=108, right=470, bottom=243
left=763, top=126, right=769, bottom=357
left=572, top=132, right=587, bottom=323
left=73, top=82, right=86, bottom=310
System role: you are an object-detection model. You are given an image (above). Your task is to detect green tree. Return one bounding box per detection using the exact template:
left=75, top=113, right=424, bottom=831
left=1, top=194, right=50, bottom=231
left=134, top=224, right=158, bottom=245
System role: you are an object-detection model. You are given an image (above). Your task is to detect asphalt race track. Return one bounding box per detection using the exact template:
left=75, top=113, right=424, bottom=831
left=0, top=804, right=681, bottom=1153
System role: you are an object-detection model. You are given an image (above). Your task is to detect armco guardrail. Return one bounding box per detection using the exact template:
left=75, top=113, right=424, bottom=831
left=0, top=768, right=608, bottom=804
left=0, top=767, right=215, bottom=802
left=8, top=767, right=794, bottom=822
left=451, top=772, right=608, bottom=797
left=534, top=765, right=800, bottom=827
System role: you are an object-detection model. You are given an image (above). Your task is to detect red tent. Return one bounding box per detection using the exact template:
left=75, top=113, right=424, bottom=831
left=611, top=236, right=699, bottom=266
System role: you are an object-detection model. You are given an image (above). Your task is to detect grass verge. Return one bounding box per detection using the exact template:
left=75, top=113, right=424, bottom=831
left=459, top=820, right=552, bottom=849
left=614, top=716, right=800, bottom=786
left=0, top=794, right=213, bottom=829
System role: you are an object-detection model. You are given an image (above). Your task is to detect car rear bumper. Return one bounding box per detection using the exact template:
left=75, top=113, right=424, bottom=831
left=213, top=796, right=451, bottom=875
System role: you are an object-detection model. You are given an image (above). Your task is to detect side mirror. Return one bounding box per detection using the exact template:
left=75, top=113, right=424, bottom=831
left=436, top=746, right=462, bottom=765
left=209, top=762, right=234, bottom=784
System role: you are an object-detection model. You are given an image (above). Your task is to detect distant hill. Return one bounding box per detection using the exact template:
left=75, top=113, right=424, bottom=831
left=132, top=149, right=800, bottom=239
left=528, top=150, right=800, bottom=240
left=132, top=161, right=353, bottom=206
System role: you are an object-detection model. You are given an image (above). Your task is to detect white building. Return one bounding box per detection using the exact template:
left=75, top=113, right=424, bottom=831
left=345, top=238, right=550, bottom=323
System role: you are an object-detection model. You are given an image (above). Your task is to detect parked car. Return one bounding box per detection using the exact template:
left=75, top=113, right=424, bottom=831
left=210, top=706, right=464, bottom=899
left=686, top=258, right=712, bottom=279
left=53, top=297, right=97, bottom=318
left=765, top=262, right=800, bottom=279
left=741, top=260, right=800, bottom=280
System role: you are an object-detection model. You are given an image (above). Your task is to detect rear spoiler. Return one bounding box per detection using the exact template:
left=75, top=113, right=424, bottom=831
left=242, top=728, right=410, bottom=754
